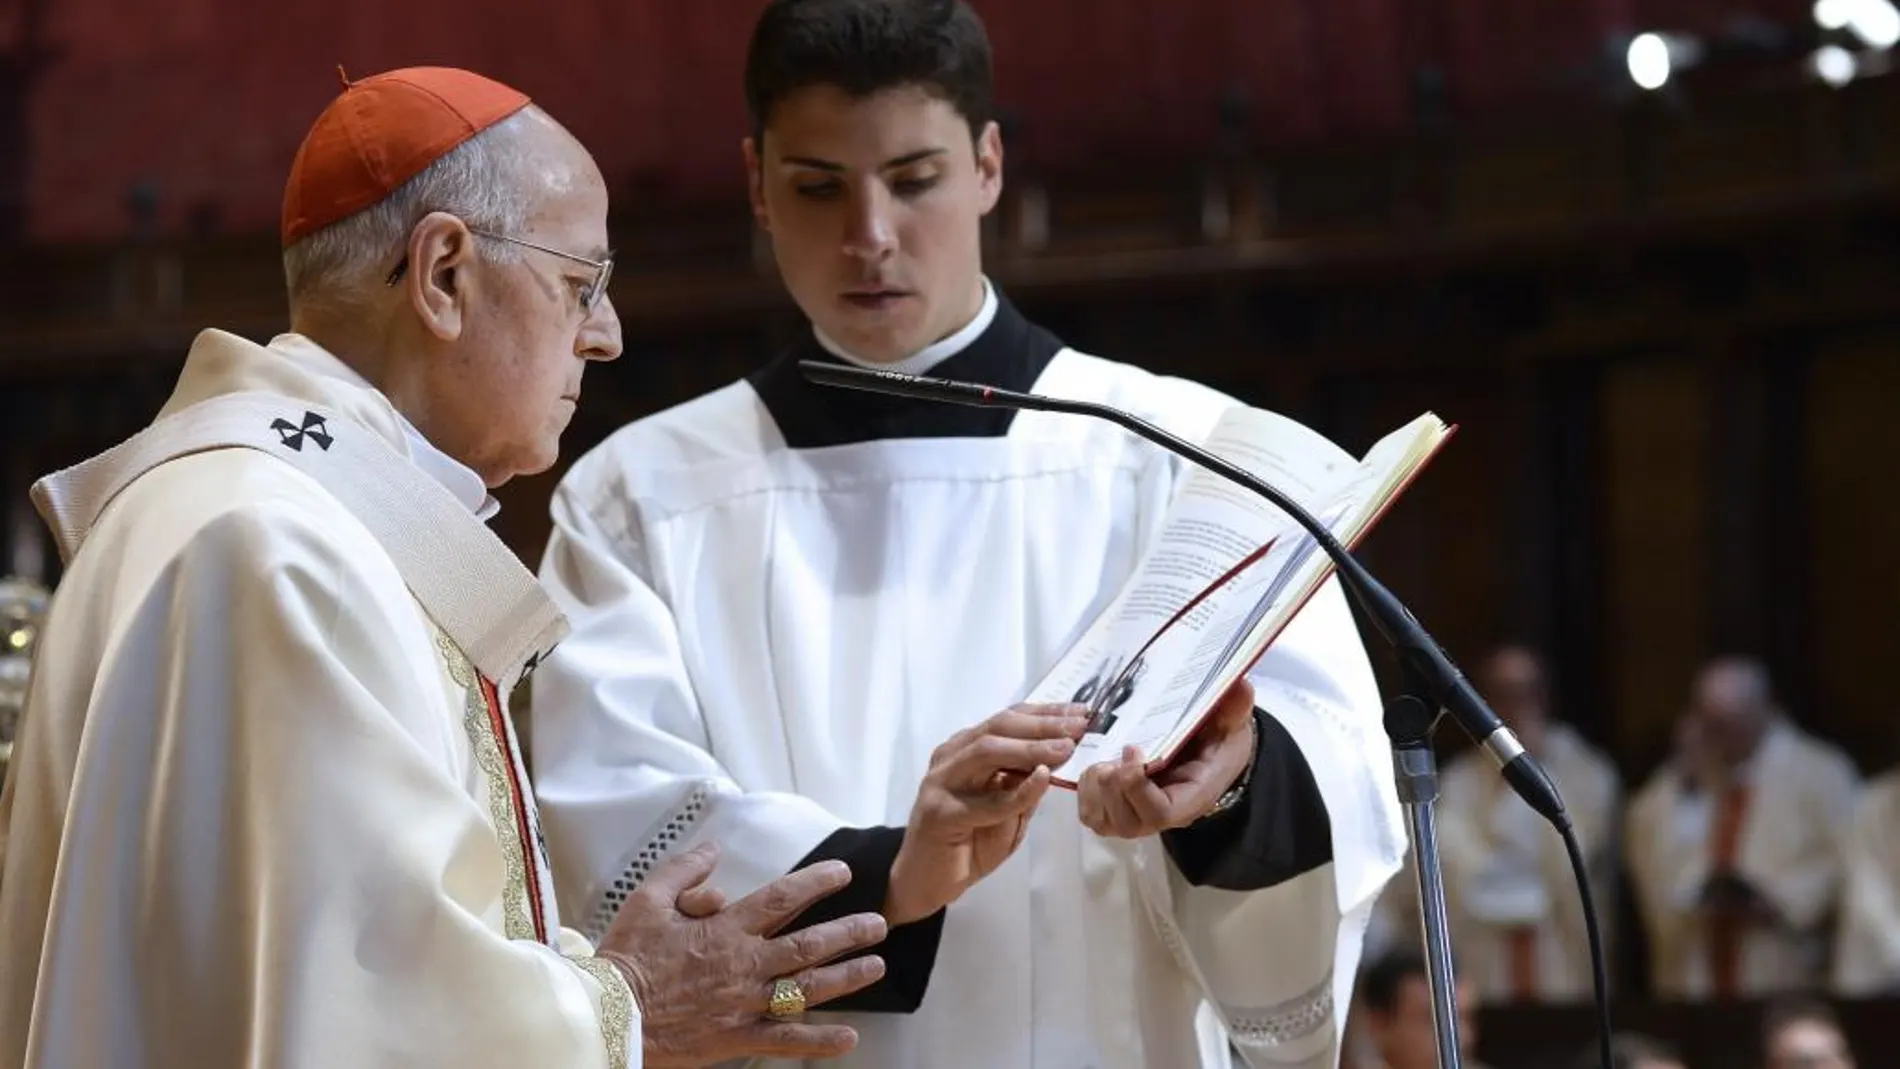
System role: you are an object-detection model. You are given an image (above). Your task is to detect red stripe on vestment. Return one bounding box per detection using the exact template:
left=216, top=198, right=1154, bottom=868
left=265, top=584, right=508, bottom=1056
left=480, top=674, right=550, bottom=946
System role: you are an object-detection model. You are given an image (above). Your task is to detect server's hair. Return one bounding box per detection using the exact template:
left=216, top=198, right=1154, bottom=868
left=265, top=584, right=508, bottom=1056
left=743, top=0, right=994, bottom=138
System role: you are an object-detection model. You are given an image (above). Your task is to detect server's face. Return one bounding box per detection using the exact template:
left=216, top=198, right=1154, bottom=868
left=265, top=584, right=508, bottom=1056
left=746, top=83, right=1002, bottom=363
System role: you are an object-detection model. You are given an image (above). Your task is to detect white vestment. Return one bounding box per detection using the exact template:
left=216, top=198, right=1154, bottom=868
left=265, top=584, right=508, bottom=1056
left=1623, top=719, right=1859, bottom=999
left=0, top=330, right=638, bottom=1068
left=530, top=293, right=1407, bottom=1069
left=1832, top=767, right=1900, bottom=995
left=1436, top=723, right=1620, bottom=1002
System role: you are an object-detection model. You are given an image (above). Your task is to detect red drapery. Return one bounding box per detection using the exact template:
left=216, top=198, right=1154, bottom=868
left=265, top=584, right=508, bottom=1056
left=15, top=0, right=1808, bottom=241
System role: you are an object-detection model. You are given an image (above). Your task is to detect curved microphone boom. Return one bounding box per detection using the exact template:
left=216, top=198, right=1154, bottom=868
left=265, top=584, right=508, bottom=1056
left=800, top=359, right=1616, bottom=1069
left=798, top=360, right=1565, bottom=821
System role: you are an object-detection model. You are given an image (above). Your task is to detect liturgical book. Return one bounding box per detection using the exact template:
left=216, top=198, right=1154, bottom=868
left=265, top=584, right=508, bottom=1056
left=1029, top=403, right=1454, bottom=787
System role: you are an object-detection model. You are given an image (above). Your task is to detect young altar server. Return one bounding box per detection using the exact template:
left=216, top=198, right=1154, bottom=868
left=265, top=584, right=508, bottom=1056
left=529, top=3, right=1407, bottom=1067
left=0, top=67, right=896, bottom=1069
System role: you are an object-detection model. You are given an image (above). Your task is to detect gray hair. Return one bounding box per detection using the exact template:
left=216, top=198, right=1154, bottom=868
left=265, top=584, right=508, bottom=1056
left=282, top=107, right=536, bottom=311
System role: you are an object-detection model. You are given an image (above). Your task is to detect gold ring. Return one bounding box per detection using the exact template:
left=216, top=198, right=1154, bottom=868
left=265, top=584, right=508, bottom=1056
left=768, top=977, right=807, bottom=1020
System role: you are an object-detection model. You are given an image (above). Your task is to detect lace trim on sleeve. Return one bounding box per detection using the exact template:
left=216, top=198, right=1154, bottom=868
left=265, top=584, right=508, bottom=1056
left=583, top=785, right=711, bottom=943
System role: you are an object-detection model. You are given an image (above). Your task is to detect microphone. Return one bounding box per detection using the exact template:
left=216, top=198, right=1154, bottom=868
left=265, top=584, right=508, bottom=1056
left=799, top=356, right=1617, bottom=1069
left=799, top=359, right=1567, bottom=826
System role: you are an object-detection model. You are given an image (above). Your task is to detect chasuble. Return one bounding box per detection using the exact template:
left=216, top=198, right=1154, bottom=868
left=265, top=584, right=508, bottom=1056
left=0, top=330, right=637, bottom=1068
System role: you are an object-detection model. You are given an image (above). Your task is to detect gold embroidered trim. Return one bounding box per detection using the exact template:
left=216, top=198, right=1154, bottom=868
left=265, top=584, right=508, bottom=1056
left=568, top=955, right=637, bottom=1067
left=437, top=633, right=536, bottom=943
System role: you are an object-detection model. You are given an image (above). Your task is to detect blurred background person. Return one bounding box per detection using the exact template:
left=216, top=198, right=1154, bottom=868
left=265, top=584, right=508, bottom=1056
left=1761, top=997, right=1857, bottom=1069
left=1579, top=1033, right=1686, bottom=1069
left=0, top=577, right=48, bottom=788
left=1626, top=713, right=1708, bottom=998
left=1625, top=658, right=1859, bottom=1000
left=1832, top=758, right=1900, bottom=995
left=1436, top=644, right=1621, bottom=1003
left=1353, top=949, right=1494, bottom=1069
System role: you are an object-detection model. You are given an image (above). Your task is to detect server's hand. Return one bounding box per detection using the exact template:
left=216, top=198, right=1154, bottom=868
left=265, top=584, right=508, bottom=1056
left=1078, top=678, right=1257, bottom=839
left=884, top=703, right=1091, bottom=926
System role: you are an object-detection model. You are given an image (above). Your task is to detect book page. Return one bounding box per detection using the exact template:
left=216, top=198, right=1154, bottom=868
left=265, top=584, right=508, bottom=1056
left=1026, top=405, right=1359, bottom=781
left=1031, top=406, right=1450, bottom=786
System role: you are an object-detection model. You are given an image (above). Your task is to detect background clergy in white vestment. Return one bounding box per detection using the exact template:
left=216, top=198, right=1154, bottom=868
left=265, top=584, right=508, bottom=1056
left=1623, top=656, right=1859, bottom=1000
left=1832, top=764, right=1900, bottom=995
left=0, top=66, right=895, bottom=1069
left=528, top=3, right=1408, bottom=1068
left=1623, top=713, right=1702, bottom=997
left=1434, top=645, right=1620, bottom=1004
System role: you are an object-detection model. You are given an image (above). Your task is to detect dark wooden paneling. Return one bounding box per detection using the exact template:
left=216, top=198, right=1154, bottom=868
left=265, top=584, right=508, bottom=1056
left=1704, top=348, right=1773, bottom=659
left=1601, top=358, right=1707, bottom=768
left=1702, top=342, right=1815, bottom=722
left=1474, top=995, right=1890, bottom=1069
left=1806, top=335, right=1900, bottom=769
left=1641, top=89, right=1813, bottom=215
left=1322, top=367, right=1537, bottom=753
left=1762, top=349, right=1813, bottom=731
left=1531, top=361, right=1609, bottom=748
left=1444, top=119, right=1624, bottom=233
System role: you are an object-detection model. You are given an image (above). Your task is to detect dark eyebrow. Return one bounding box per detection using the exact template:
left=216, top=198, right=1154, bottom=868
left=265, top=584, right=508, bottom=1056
left=779, top=148, right=948, bottom=172
left=881, top=148, right=947, bottom=169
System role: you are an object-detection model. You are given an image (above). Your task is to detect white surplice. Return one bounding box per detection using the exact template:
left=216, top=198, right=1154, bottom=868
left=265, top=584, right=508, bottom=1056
left=1832, top=767, right=1900, bottom=995
left=1435, top=723, right=1620, bottom=1002
left=529, top=292, right=1407, bottom=1069
left=1623, top=718, right=1859, bottom=999
left=0, top=330, right=637, bottom=1068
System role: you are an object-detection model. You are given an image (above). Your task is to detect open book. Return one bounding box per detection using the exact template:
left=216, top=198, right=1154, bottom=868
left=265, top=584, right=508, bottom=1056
left=1025, top=404, right=1454, bottom=788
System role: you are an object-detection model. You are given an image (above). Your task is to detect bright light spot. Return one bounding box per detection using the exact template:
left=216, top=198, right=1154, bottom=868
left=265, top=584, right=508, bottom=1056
left=1853, top=0, right=1900, bottom=48
left=1821, top=0, right=1900, bottom=48
left=1812, top=44, right=1860, bottom=84
left=1628, top=33, right=1672, bottom=90
left=1815, top=0, right=1855, bottom=30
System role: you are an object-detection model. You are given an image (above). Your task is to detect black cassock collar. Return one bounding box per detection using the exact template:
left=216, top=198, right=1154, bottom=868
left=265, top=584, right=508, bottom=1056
left=748, top=294, right=1064, bottom=448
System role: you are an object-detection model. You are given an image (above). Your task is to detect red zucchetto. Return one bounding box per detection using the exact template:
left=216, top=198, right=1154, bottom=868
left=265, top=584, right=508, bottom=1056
left=280, top=66, right=531, bottom=246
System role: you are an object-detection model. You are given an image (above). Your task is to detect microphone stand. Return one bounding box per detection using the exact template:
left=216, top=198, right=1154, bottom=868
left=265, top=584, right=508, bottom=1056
left=798, top=360, right=1615, bottom=1069
left=1388, top=691, right=1467, bottom=1069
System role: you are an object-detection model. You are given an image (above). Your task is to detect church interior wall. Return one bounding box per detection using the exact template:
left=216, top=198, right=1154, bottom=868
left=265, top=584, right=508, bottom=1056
left=1, top=4, right=1894, bottom=1065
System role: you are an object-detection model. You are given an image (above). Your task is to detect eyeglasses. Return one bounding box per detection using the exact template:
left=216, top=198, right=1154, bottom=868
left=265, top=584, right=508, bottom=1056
left=384, top=228, right=616, bottom=314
